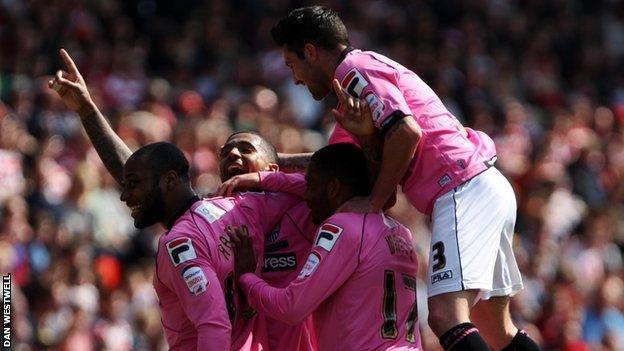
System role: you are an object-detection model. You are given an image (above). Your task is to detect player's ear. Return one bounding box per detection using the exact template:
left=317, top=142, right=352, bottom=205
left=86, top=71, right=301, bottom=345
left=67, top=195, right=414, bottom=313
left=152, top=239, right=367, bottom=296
left=327, top=177, right=340, bottom=198
left=161, top=170, right=179, bottom=190
left=266, top=162, right=279, bottom=172
left=303, top=43, right=318, bottom=61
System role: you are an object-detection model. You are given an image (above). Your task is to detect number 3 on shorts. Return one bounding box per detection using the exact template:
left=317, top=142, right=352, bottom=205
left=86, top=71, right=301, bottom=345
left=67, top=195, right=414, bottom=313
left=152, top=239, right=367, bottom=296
left=432, top=241, right=446, bottom=271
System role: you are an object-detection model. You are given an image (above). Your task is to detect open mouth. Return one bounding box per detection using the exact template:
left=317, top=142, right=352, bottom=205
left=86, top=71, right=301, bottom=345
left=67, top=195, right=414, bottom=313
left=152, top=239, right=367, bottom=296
left=227, top=162, right=247, bottom=177
left=129, top=204, right=142, bottom=218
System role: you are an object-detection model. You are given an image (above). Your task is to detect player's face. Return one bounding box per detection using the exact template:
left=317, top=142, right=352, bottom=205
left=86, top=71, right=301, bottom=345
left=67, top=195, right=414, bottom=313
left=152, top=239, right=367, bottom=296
left=120, top=156, right=166, bottom=229
left=219, top=133, right=271, bottom=182
left=283, top=47, right=331, bottom=101
left=304, top=163, right=333, bottom=224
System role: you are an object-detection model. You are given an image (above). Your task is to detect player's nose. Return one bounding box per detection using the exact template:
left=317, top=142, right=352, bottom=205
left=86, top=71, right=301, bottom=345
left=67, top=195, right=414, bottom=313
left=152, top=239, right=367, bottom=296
left=227, top=146, right=242, bottom=158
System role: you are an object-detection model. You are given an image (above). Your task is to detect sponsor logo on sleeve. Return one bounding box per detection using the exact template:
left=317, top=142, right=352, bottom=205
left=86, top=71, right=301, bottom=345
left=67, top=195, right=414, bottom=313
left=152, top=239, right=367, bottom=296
left=314, top=223, right=344, bottom=252
left=341, top=68, right=369, bottom=98
left=298, top=251, right=321, bottom=278
left=364, top=91, right=385, bottom=122
left=431, top=270, right=452, bottom=284
left=194, top=203, right=226, bottom=223
left=262, top=252, right=297, bottom=272
left=166, top=237, right=197, bottom=266
left=182, top=266, right=208, bottom=295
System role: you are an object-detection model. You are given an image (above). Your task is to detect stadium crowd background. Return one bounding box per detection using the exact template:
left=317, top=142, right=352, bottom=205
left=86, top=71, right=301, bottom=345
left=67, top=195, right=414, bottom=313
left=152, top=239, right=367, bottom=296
left=1, top=0, right=624, bottom=350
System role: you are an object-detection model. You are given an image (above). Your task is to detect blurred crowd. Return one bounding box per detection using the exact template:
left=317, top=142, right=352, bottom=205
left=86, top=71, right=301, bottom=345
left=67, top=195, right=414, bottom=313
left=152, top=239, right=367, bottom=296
left=1, top=0, right=624, bottom=350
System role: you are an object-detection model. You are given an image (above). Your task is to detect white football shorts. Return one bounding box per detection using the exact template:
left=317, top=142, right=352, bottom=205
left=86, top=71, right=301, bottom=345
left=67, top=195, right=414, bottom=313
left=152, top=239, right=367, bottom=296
left=427, top=167, right=523, bottom=300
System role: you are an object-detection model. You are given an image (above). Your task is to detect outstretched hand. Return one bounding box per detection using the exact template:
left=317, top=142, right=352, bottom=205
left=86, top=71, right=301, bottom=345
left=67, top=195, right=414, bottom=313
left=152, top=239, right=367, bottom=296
left=331, top=79, right=376, bottom=137
left=216, top=172, right=261, bottom=197
left=226, top=225, right=257, bottom=277
left=48, top=49, right=95, bottom=116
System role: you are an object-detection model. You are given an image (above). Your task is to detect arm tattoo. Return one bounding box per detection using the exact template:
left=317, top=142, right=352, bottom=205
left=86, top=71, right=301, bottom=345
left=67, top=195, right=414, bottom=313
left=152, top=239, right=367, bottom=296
left=277, top=153, right=313, bottom=173
left=80, top=109, right=132, bottom=185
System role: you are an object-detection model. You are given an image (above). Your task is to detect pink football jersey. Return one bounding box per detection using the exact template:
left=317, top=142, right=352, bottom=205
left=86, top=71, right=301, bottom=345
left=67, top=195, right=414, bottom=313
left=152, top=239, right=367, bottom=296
left=239, top=212, right=422, bottom=351
left=333, top=49, right=497, bottom=214
left=153, top=192, right=299, bottom=350
left=261, top=201, right=318, bottom=351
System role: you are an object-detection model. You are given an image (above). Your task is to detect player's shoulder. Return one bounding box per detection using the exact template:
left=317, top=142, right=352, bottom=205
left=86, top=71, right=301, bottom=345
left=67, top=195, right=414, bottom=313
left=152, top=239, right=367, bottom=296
left=321, top=212, right=367, bottom=235
left=340, top=49, right=399, bottom=72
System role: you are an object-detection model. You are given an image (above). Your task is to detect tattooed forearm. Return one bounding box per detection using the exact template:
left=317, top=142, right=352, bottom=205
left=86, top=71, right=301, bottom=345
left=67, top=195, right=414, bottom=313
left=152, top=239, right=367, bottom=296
left=80, top=108, right=132, bottom=185
left=277, top=153, right=313, bottom=173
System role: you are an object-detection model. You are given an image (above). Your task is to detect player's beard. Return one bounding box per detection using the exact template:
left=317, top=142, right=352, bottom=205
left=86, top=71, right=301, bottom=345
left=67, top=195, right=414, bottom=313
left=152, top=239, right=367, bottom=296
left=134, top=184, right=166, bottom=229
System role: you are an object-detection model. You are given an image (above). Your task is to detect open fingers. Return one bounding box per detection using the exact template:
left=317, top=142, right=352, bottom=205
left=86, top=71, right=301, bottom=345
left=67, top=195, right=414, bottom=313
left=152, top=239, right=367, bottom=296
left=54, top=70, right=80, bottom=90
left=226, top=226, right=242, bottom=247
left=217, top=179, right=233, bottom=196
left=358, top=98, right=369, bottom=118
left=226, top=179, right=239, bottom=197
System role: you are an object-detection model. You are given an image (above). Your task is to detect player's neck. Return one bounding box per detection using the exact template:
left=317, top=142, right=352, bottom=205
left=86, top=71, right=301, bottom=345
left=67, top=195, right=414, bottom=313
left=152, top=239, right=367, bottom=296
left=163, top=187, right=198, bottom=229
left=320, top=44, right=349, bottom=78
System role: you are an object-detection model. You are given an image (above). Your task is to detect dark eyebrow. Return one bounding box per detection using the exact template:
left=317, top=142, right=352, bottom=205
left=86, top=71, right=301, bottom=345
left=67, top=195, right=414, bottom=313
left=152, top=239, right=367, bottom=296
left=222, top=140, right=256, bottom=152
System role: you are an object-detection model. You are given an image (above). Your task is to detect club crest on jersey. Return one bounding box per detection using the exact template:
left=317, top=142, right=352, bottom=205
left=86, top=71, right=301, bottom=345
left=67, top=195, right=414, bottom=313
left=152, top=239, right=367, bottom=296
left=315, top=223, right=344, bottom=252
left=298, top=251, right=321, bottom=278
left=182, top=266, right=208, bottom=295
left=266, top=226, right=280, bottom=243
left=364, top=91, right=385, bottom=122
left=167, top=237, right=197, bottom=266
left=194, top=203, right=226, bottom=223
left=341, top=68, right=369, bottom=98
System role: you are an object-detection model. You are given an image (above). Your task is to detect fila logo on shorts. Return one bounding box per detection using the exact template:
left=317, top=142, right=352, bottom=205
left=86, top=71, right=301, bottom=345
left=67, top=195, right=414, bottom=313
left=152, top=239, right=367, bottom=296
left=315, top=223, right=343, bottom=252
left=341, top=68, right=369, bottom=97
left=167, top=237, right=197, bottom=266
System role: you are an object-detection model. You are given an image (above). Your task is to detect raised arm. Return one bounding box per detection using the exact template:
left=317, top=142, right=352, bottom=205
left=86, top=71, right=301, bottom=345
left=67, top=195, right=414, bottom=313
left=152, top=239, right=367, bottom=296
left=216, top=171, right=306, bottom=198
left=48, top=49, right=132, bottom=185
left=332, top=80, right=401, bottom=210
left=277, top=153, right=313, bottom=173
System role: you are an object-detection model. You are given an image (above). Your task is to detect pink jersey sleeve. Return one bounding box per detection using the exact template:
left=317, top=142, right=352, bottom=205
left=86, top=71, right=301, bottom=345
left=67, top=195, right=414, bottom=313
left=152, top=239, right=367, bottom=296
left=328, top=123, right=360, bottom=146
left=158, top=234, right=231, bottom=350
left=336, top=60, right=412, bottom=133
left=465, top=127, right=497, bottom=161
left=238, top=215, right=361, bottom=325
left=258, top=172, right=306, bottom=198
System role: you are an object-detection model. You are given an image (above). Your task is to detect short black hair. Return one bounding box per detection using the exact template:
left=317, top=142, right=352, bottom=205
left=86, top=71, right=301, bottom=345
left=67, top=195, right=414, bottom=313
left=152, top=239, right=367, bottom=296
left=226, top=131, right=278, bottom=163
left=310, top=143, right=370, bottom=196
left=131, top=142, right=190, bottom=181
left=272, top=6, right=349, bottom=59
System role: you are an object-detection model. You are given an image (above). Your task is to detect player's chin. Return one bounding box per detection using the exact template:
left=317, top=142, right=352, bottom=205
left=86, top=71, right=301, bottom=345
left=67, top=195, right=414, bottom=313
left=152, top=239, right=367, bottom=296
left=310, top=87, right=330, bottom=101
left=133, top=213, right=158, bottom=229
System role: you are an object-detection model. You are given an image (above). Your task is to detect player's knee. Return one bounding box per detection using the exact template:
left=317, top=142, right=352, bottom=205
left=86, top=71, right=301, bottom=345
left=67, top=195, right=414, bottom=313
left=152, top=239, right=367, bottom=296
left=428, top=295, right=473, bottom=336
left=427, top=300, right=455, bottom=336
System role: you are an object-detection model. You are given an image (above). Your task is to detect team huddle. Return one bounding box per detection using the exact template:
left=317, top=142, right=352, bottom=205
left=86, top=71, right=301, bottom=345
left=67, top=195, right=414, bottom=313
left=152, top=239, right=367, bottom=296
left=48, top=5, right=540, bottom=351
